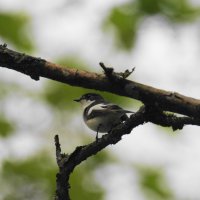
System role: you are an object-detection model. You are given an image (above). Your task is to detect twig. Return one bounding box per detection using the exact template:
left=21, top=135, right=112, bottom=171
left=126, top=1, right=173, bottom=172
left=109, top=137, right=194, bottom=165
left=99, top=62, right=135, bottom=79
left=54, top=135, right=70, bottom=200
left=54, top=135, right=62, bottom=167
left=144, top=106, right=200, bottom=130
left=99, top=62, right=114, bottom=78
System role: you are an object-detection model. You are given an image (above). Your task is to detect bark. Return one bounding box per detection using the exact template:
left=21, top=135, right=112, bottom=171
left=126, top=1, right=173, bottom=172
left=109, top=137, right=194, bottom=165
left=1, top=44, right=200, bottom=200
left=0, top=45, right=200, bottom=119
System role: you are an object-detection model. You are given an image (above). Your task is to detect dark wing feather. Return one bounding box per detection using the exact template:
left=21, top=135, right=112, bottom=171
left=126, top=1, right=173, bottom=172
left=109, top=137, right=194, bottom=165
left=101, top=103, right=133, bottom=113
left=88, top=109, right=108, bottom=119
left=85, top=102, right=133, bottom=121
left=101, top=104, right=122, bottom=110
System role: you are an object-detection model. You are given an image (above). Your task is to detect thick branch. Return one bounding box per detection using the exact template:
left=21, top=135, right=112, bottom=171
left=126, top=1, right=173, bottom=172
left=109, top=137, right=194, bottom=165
left=0, top=45, right=200, bottom=119
left=54, top=107, right=145, bottom=200
left=54, top=105, right=199, bottom=200
left=144, top=106, right=200, bottom=130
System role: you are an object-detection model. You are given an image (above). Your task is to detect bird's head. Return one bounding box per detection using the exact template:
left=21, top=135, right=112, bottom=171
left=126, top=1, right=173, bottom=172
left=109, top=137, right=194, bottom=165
left=74, top=93, right=104, bottom=108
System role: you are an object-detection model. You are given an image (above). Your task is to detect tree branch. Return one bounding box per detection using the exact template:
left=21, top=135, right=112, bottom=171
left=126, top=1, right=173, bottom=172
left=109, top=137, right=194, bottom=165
left=0, top=45, right=200, bottom=119
left=144, top=105, right=200, bottom=130
left=55, top=135, right=71, bottom=200
left=1, top=45, right=199, bottom=199
left=54, top=107, right=145, bottom=200
left=54, top=105, right=199, bottom=200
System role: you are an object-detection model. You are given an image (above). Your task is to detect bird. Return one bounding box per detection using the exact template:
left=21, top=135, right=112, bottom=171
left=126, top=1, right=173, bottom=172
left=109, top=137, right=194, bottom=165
left=74, top=93, right=133, bottom=140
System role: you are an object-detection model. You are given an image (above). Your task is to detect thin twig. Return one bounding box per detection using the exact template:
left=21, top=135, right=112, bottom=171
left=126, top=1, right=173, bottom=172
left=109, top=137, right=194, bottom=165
left=54, top=135, right=62, bottom=166
left=54, top=135, right=71, bottom=200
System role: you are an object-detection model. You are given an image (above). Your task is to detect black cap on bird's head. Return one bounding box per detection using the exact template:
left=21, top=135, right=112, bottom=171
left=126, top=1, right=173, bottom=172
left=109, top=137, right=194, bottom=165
left=74, top=93, right=104, bottom=102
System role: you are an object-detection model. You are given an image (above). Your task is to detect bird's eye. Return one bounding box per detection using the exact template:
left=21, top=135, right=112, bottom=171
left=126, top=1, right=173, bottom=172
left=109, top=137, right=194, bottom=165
left=86, top=94, right=91, bottom=99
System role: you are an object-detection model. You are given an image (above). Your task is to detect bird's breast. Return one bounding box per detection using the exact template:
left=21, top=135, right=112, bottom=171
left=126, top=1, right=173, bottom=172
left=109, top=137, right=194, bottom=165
left=84, top=115, right=121, bottom=133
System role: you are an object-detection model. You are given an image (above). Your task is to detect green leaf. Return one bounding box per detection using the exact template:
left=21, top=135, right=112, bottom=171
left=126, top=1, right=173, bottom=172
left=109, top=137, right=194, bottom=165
left=0, top=12, right=34, bottom=51
left=136, top=0, right=200, bottom=21
left=137, top=166, right=174, bottom=200
left=137, top=0, right=161, bottom=14
left=161, top=0, right=200, bottom=22
left=70, top=165, right=104, bottom=200
left=2, top=153, right=57, bottom=200
left=0, top=115, right=15, bottom=137
left=70, top=151, right=110, bottom=200
left=2, top=151, right=107, bottom=200
left=103, top=0, right=200, bottom=50
left=104, top=2, right=140, bottom=50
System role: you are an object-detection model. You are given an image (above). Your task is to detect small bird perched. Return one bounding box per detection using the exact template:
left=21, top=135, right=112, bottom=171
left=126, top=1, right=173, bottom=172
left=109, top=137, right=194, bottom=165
left=74, top=93, right=133, bottom=140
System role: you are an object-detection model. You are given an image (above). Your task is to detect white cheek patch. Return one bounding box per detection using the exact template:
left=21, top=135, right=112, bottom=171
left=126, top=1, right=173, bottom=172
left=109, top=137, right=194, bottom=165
left=80, top=100, right=95, bottom=109
left=88, top=103, right=105, bottom=115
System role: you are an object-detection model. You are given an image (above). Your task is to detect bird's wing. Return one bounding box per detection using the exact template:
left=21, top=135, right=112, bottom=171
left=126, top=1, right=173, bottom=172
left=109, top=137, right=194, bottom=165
left=86, top=102, right=133, bottom=120
left=87, top=108, right=109, bottom=119
left=101, top=103, right=122, bottom=110
left=85, top=103, right=108, bottom=119
left=101, top=103, right=133, bottom=113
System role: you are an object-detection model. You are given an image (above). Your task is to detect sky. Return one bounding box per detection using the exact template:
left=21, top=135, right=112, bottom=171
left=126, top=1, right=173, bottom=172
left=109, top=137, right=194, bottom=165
left=1, top=0, right=200, bottom=199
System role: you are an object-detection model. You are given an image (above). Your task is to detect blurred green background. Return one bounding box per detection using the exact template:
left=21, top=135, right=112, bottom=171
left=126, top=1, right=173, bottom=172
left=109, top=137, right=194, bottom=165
left=0, top=0, right=200, bottom=199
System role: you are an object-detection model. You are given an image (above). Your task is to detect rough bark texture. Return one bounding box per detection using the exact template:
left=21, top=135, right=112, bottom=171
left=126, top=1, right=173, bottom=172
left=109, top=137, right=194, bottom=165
left=1, top=44, right=200, bottom=200
left=0, top=45, right=200, bottom=119
left=54, top=107, right=145, bottom=200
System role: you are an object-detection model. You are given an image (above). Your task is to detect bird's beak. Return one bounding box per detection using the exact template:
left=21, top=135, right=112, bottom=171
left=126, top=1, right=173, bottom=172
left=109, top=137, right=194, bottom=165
left=74, top=98, right=81, bottom=102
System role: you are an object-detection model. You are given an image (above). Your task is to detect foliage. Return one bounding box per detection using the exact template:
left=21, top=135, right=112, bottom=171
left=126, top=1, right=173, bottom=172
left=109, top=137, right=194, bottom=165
left=0, top=1, right=198, bottom=199
left=70, top=151, right=111, bottom=200
left=104, top=0, right=200, bottom=50
left=1, top=151, right=110, bottom=200
left=137, top=166, right=174, bottom=200
left=0, top=115, right=15, bottom=137
left=104, top=2, right=140, bottom=50
left=1, top=154, right=56, bottom=200
left=137, top=0, right=200, bottom=21
left=0, top=12, right=34, bottom=51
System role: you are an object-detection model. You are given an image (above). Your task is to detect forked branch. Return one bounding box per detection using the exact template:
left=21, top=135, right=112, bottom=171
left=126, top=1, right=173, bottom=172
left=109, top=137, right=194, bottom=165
left=54, top=105, right=200, bottom=200
left=1, top=45, right=200, bottom=200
